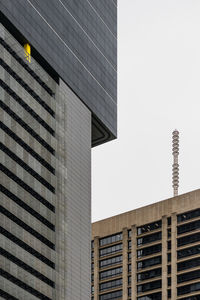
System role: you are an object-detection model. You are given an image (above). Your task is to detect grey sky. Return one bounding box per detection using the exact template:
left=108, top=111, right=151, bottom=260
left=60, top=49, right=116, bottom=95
left=92, top=0, right=200, bottom=222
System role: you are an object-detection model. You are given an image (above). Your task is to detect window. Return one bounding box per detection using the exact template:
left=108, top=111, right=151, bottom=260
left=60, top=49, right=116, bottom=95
left=128, top=252, right=132, bottom=261
left=137, top=256, right=161, bottom=270
left=99, top=255, right=122, bottom=268
left=99, top=244, right=122, bottom=257
left=100, top=233, right=122, bottom=246
left=137, top=232, right=162, bottom=246
left=137, top=221, right=162, bottom=235
left=128, top=230, right=132, bottom=238
left=99, top=267, right=122, bottom=280
left=178, top=270, right=200, bottom=283
left=177, top=282, right=200, bottom=296
left=128, top=264, right=132, bottom=273
left=168, top=265, right=171, bottom=274
left=137, top=268, right=161, bottom=282
left=168, top=253, right=171, bottom=262
left=167, top=217, right=171, bottom=226
left=177, top=220, right=200, bottom=235
left=137, top=292, right=162, bottom=300
left=137, top=244, right=161, bottom=258
left=168, top=241, right=171, bottom=250
left=168, top=289, right=171, bottom=298
left=168, top=277, right=171, bottom=286
left=99, top=289, right=122, bottom=300
left=177, top=244, right=200, bottom=259
left=177, top=257, right=200, bottom=272
left=91, top=286, right=94, bottom=294
left=167, top=229, right=171, bottom=238
left=128, top=276, right=131, bottom=285
left=178, top=233, right=200, bottom=247
left=137, top=280, right=161, bottom=293
left=128, top=287, right=131, bottom=296
left=177, top=209, right=200, bottom=223
left=128, top=240, right=132, bottom=249
left=99, top=278, right=122, bottom=291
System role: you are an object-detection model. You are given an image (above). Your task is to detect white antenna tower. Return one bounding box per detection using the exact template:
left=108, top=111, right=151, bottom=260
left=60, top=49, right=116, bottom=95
left=172, top=129, right=179, bottom=196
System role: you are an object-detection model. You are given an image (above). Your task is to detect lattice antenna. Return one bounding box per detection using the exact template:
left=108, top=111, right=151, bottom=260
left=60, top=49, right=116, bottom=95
left=172, top=129, right=179, bottom=196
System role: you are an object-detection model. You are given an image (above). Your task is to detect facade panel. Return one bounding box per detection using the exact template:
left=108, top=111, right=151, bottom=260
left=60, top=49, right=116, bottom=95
left=0, top=24, right=92, bottom=300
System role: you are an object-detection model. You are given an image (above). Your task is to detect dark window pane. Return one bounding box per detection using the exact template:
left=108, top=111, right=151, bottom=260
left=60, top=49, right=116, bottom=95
left=177, top=233, right=200, bottom=247
left=177, top=209, right=200, bottom=223
left=177, top=220, right=200, bottom=235
left=100, top=233, right=122, bottom=246
left=137, top=220, right=162, bottom=235
left=178, top=257, right=200, bottom=272
left=177, top=282, right=200, bottom=295
left=137, top=244, right=162, bottom=258
left=137, top=232, right=162, bottom=247
left=99, top=255, right=122, bottom=268
left=137, top=268, right=161, bottom=282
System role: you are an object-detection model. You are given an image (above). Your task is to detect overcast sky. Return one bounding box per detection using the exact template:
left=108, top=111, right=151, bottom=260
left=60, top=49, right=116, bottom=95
left=92, top=0, right=200, bottom=222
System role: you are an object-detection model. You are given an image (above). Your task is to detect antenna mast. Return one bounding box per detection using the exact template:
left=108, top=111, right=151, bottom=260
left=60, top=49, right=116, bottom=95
left=172, top=129, right=179, bottom=196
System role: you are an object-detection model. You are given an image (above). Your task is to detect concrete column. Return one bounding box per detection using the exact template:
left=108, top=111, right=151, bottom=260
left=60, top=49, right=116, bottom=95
left=162, top=215, right=167, bottom=300
left=123, top=228, right=128, bottom=300
left=131, top=225, right=137, bottom=300
left=171, top=213, right=177, bottom=300
left=94, top=236, right=99, bottom=300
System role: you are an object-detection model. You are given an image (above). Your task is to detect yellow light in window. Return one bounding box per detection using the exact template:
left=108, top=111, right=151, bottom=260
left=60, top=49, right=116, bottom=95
left=24, top=43, right=31, bottom=63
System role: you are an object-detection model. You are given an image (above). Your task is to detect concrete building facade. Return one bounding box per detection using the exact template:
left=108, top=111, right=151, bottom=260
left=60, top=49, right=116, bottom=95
left=92, top=190, right=200, bottom=300
left=0, top=1, right=117, bottom=300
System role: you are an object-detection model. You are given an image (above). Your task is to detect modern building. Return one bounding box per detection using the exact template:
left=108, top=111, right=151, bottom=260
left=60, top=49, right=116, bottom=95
left=92, top=190, right=200, bottom=300
left=0, top=1, right=117, bottom=299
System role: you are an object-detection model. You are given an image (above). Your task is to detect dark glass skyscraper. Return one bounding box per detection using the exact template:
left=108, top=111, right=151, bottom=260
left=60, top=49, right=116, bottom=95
left=0, top=1, right=117, bottom=299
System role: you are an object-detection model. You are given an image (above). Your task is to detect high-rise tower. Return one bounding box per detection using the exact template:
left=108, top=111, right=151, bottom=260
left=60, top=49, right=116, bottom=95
left=0, top=1, right=117, bottom=299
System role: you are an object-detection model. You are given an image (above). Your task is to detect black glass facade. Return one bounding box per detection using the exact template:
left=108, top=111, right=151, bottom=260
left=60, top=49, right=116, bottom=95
left=0, top=0, right=117, bottom=146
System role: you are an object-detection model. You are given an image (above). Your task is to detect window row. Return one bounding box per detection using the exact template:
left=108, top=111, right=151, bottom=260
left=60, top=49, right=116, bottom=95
left=137, top=244, right=161, bottom=258
left=177, top=244, right=200, bottom=259
left=0, top=79, right=55, bottom=135
left=0, top=183, right=54, bottom=231
left=177, top=282, right=200, bottom=296
left=137, top=220, right=162, bottom=235
left=0, top=58, right=54, bottom=117
left=177, top=232, right=200, bottom=247
left=100, top=233, right=122, bottom=246
left=99, top=278, right=122, bottom=291
left=0, top=99, right=55, bottom=155
left=137, top=232, right=162, bottom=247
left=137, top=268, right=161, bottom=282
left=0, top=163, right=54, bottom=212
left=137, top=256, right=161, bottom=270
left=0, top=226, right=55, bottom=269
left=177, top=257, right=200, bottom=272
left=177, top=209, right=200, bottom=223
left=0, top=121, right=55, bottom=174
left=137, top=280, right=161, bottom=293
left=0, top=268, right=53, bottom=300
left=177, top=220, right=200, bottom=235
left=99, top=266, right=122, bottom=280
left=99, top=289, right=122, bottom=300
left=99, top=244, right=122, bottom=257
left=137, top=292, right=161, bottom=300
left=178, top=270, right=200, bottom=283
left=99, top=255, right=122, bottom=268
left=0, top=247, right=54, bottom=287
